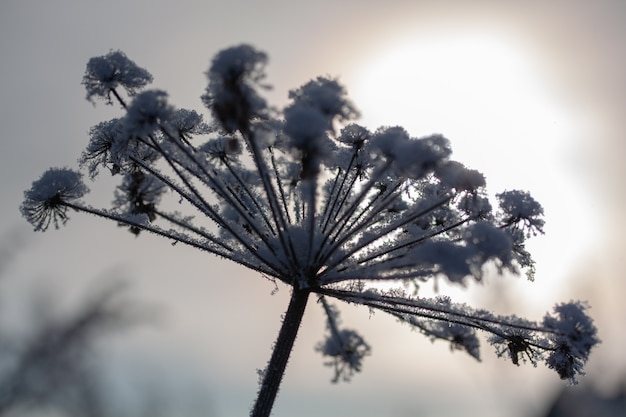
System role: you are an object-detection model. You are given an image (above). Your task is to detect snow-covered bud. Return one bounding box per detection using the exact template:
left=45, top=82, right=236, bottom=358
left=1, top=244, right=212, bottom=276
left=288, top=77, right=359, bottom=127
left=82, top=50, right=153, bottom=104
left=370, top=126, right=409, bottom=157
left=316, top=328, right=371, bottom=383
left=80, top=118, right=124, bottom=178
left=168, top=108, right=212, bottom=142
left=497, top=190, right=545, bottom=236
left=202, top=44, right=268, bottom=133
left=284, top=104, right=333, bottom=179
left=543, top=301, right=599, bottom=384
left=372, top=128, right=451, bottom=178
left=463, top=222, right=514, bottom=270
left=435, top=160, right=486, bottom=192
left=457, top=193, right=492, bottom=219
left=124, top=90, right=174, bottom=139
left=20, top=168, right=89, bottom=231
left=410, top=223, right=512, bottom=284
left=316, top=299, right=371, bottom=383
left=337, top=124, right=370, bottom=150
left=413, top=241, right=474, bottom=283
left=91, top=91, right=172, bottom=171
left=114, top=171, right=165, bottom=235
left=200, top=136, right=243, bottom=163
left=394, top=134, right=451, bottom=178
left=284, top=104, right=328, bottom=145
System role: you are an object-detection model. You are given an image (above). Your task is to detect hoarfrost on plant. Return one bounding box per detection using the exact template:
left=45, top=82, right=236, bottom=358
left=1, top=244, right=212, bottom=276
left=21, top=44, right=600, bottom=417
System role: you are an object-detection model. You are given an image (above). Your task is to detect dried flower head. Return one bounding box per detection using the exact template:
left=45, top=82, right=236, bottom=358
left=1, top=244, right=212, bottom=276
left=82, top=50, right=153, bottom=104
left=201, top=44, right=269, bottom=133
left=20, top=168, right=88, bottom=231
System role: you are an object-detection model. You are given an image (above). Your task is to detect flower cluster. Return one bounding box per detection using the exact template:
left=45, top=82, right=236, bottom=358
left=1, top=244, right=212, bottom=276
left=82, top=50, right=153, bottom=105
left=201, top=45, right=269, bottom=134
left=316, top=296, right=371, bottom=383
left=21, top=45, right=599, bottom=416
left=20, top=168, right=88, bottom=231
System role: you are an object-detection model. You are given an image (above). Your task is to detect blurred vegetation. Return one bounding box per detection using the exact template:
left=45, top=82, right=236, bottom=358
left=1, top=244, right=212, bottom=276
left=0, top=229, right=211, bottom=417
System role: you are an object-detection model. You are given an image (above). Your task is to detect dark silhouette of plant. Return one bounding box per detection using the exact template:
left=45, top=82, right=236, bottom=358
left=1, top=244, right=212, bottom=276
left=20, top=46, right=599, bottom=417
left=0, top=282, right=131, bottom=417
left=0, top=230, right=213, bottom=417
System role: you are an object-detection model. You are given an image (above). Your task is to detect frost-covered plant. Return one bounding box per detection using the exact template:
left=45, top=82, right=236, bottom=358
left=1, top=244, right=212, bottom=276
left=20, top=45, right=599, bottom=417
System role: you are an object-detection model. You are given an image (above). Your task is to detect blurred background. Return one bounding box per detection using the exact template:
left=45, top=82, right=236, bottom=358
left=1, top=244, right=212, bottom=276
left=1, top=0, right=625, bottom=416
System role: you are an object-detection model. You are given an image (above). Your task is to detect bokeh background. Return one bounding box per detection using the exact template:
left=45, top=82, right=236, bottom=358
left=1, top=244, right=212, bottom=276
left=1, top=1, right=624, bottom=416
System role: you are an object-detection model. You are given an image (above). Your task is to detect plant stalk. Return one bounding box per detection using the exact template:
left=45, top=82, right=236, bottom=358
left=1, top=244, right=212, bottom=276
left=251, top=288, right=310, bottom=417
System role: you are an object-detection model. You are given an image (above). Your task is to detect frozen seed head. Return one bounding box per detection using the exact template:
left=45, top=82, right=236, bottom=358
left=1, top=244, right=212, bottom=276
left=113, top=171, right=166, bottom=235
left=199, top=136, right=243, bottom=163
left=169, top=108, right=212, bottom=141
left=284, top=104, right=329, bottom=145
left=79, top=118, right=124, bottom=178
left=316, top=328, right=371, bottom=383
left=283, top=76, right=360, bottom=179
left=463, top=222, right=513, bottom=267
left=124, top=90, right=174, bottom=139
left=371, top=128, right=452, bottom=178
left=394, top=134, right=451, bottom=178
left=82, top=50, right=153, bottom=104
left=543, top=301, right=599, bottom=384
left=288, top=76, right=359, bottom=125
left=284, top=104, right=334, bottom=179
left=20, top=168, right=88, bottom=231
left=202, top=44, right=269, bottom=133
left=337, top=124, right=370, bottom=149
left=435, top=160, right=486, bottom=192
left=497, top=190, right=545, bottom=236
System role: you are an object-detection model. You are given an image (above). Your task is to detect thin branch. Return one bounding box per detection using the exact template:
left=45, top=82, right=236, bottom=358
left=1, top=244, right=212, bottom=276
left=62, top=201, right=281, bottom=278
left=317, top=287, right=560, bottom=340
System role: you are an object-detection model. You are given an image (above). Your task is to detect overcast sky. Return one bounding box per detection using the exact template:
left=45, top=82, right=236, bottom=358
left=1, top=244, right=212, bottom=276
left=1, top=1, right=625, bottom=416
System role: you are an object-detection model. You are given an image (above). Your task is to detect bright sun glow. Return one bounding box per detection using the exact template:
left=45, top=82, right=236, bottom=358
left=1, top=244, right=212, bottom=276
left=348, top=33, right=597, bottom=302
left=350, top=34, right=564, bottom=187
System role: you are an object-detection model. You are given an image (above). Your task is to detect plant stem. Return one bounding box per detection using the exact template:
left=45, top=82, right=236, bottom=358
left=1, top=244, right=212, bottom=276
left=251, top=288, right=310, bottom=417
